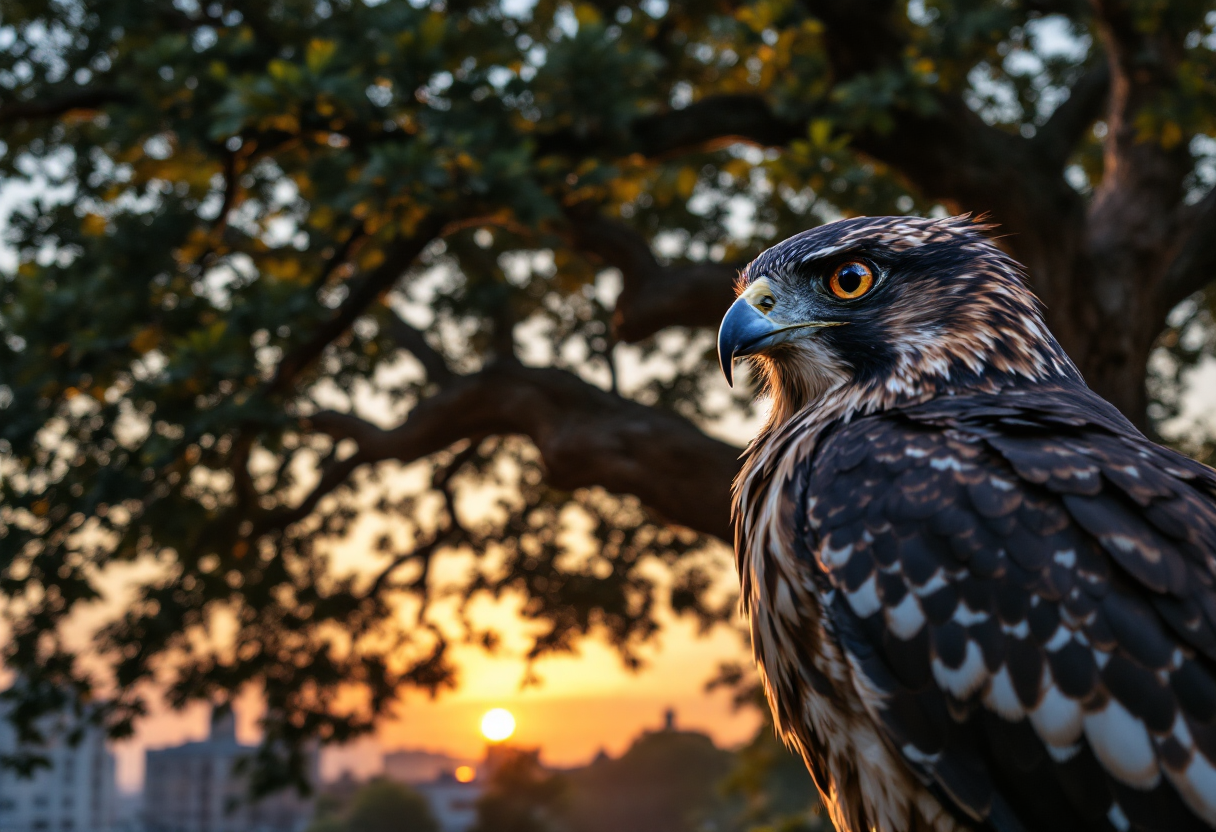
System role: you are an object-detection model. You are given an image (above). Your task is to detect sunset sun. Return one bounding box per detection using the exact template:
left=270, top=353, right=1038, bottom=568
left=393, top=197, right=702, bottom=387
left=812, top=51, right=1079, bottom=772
left=480, top=708, right=516, bottom=743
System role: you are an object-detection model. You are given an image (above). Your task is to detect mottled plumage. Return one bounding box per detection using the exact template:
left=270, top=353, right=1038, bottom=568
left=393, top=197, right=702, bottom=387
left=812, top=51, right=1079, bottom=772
left=720, top=216, right=1216, bottom=832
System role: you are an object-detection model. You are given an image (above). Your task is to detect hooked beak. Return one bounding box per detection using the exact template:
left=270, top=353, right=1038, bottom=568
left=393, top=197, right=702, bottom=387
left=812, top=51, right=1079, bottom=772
left=717, top=280, right=842, bottom=387
left=718, top=296, right=778, bottom=388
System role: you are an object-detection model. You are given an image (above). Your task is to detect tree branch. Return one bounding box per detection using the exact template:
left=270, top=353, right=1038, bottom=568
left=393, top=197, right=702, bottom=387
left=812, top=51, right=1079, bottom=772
left=270, top=215, right=446, bottom=394
left=0, top=88, right=130, bottom=125
left=534, top=94, right=803, bottom=160
left=1086, top=0, right=1191, bottom=201
left=802, top=0, right=1041, bottom=213
left=382, top=310, right=453, bottom=384
left=1160, top=187, right=1216, bottom=310
left=631, top=94, right=805, bottom=157
left=567, top=212, right=739, bottom=342
left=257, top=453, right=366, bottom=535
left=366, top=443, right=478, bottom=600
left=305, top=363, right=741, bottom=540
left=1031, top=62, right=1110, bottom=166
left=791, top=0, right=1094, bottom=285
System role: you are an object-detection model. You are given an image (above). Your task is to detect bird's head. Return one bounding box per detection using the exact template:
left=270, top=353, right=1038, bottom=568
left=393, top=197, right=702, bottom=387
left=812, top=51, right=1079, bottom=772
left=719, top=215, right=1080, bottom=423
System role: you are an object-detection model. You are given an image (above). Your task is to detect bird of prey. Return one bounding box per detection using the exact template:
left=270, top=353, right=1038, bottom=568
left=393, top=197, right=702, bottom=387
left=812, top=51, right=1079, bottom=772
left=717, top=216, right=1216, bottom=832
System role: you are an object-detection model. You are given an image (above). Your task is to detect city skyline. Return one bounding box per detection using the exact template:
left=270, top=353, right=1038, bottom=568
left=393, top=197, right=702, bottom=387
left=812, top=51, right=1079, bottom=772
left=108, top=612, right=759, bottom=792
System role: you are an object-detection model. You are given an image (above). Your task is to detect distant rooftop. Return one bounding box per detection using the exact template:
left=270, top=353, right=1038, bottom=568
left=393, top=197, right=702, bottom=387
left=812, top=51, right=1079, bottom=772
left=145, top=709, right=244, bottom=756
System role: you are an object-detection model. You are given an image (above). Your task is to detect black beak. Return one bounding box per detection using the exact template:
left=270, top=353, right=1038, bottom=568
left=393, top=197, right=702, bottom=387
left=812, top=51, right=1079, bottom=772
left=717, top=296, right=780, bottom=388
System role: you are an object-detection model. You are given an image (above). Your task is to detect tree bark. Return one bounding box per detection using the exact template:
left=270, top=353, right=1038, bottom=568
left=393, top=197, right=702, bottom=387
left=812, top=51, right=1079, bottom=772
left=304, top=362, right=741, bottom=541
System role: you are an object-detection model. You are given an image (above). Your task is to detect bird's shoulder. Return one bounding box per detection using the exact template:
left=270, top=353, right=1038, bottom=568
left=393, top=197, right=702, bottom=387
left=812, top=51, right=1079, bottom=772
left=807, top=383, right=1216, bottom=619
left=786, top=383, right=1216, bottom=832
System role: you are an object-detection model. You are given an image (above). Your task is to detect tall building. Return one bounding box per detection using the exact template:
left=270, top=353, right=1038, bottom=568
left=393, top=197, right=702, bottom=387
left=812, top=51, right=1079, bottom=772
left=142, top=711, right=314, bottom=832
left=0, top=696, right=117, bottom=832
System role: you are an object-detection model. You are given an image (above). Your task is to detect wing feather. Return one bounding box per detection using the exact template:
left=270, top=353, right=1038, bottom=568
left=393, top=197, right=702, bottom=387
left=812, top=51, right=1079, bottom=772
left=798, top=389, right=1216, bottom=832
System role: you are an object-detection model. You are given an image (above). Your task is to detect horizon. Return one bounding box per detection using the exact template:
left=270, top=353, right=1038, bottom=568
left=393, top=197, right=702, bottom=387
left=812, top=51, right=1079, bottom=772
left=103, top=611, right=760, bottom=793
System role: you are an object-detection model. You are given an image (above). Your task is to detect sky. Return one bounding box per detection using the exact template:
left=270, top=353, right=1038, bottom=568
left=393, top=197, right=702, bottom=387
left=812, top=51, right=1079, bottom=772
left=108, top=607, right=761, bottom=791
left=62, top=431, right=763, bottom=793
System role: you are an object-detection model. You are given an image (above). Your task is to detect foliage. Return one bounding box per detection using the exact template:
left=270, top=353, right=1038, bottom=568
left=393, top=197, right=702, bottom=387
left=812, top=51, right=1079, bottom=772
left=338, top=779, right=439, bottom=832
left=560, top=727, right=737, bottom=832
left=1, top=0, right=1214, bottom=794
left=708, top=660, right=829, bottom=832
left=470, top=747, right=567, bottom=832
left=470, top=726, right=796, bottom=832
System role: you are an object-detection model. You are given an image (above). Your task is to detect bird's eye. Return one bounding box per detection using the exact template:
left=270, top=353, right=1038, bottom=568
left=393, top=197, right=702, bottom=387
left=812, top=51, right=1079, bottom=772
left=828, top=261, right=874, bottom=300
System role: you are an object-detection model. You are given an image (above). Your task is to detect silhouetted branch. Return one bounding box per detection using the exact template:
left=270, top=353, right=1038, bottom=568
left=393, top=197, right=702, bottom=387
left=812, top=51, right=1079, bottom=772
left=1032, top=63, right=1110, bottom=166
left=631, top=94, right=805, bottom=157
left=257, top=453, right=366, bottom=534
left=0, top=88, right=130, bottom=125
left=383, top=310, right=453, bottom=384
left=796, top=0, right=1089, bottom=266
left=305, top=363, right=740, bottom=540
left=365, top=442, right=480, bottom=600
left=534, top=94, right=804, bottom=159
left=271, top=215, right=447, bottom=393
left=567, top=212, right=739, bottom=342
left=1160, top=187, right=1216, bottom=310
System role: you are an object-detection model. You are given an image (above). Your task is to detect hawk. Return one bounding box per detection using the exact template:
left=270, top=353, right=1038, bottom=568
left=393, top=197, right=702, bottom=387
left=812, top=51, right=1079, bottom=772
left=717, top=216, right=1216, bottom=832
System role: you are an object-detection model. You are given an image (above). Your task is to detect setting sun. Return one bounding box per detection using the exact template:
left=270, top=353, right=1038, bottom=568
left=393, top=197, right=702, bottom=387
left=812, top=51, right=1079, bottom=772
left=480, top=708, right=516, bottom=742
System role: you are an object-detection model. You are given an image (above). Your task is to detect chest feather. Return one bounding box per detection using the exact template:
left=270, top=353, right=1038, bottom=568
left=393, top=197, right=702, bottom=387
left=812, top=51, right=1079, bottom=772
left=738, top=464, right=963, bottom=832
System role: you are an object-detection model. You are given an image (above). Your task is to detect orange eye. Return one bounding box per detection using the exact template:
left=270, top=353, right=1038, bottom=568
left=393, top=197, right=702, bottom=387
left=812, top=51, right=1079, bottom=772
left=829, top=261, right=874, bottom=300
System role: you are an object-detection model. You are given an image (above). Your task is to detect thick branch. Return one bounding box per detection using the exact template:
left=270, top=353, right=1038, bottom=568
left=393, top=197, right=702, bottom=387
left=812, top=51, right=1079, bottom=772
left=1087, top=0, right=1191, bottom=204
left=793, top=0, right=1096, bottom=301
left=1031, top=62, right=1110, bottom=166
left=0, top=88, right=130, bottom=125
left=535, top=94, right=803, bottom=160
left=631, top=94, right=804, bottom=157
left=1160, top=187, right=1216, bottom=310
left=271, top=215, right=446, bottom=393
left=383, top=310, right=453, bottom=384
left=1081, top=0, right=1198, bottom=327
left=803, top=0, right=1056, bottom=219
left=568, top=212, right=739, bottom=342
left=307, top=363, right=741, bottom=540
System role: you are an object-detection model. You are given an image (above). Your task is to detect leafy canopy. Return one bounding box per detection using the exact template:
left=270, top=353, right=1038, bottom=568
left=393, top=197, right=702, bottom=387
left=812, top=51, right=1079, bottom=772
left=2, top=0, right=1215, bottom=791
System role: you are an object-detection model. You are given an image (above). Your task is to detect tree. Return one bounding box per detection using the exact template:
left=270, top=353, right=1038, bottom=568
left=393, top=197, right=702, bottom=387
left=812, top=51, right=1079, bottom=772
left=470, top=748, right=567, bottom=832
left=710, top=661, right=831, bottom=831
left=1, top=0, right=1214, bottom=790
left=344, top=780, right=439, bottom=832
left=561, top=726, right=736, bottom=832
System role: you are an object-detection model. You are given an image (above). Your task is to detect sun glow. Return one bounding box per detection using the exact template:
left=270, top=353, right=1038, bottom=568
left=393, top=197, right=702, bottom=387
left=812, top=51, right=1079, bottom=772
left=454, top=765, right=476, bottom=783
left=480, top=708, right=516, bottom=742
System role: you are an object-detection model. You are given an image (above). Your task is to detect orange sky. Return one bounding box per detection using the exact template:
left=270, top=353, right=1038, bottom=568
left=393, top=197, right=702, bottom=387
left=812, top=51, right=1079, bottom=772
left=33, top=401, right=764, bottom=793
left=96, top=455, right=762, bottom=792
left=109, top=608, right=760, bottom=791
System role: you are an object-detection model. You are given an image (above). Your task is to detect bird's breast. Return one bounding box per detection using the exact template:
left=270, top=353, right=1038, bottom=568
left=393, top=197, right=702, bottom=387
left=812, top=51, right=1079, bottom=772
left=735, top=417, right=968, bottom=832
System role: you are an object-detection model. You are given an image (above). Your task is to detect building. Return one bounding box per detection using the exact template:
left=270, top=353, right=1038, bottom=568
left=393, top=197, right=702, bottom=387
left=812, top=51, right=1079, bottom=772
left=414, top=774, right=480, bottom=832
left=0, top=696, right=117, bottom=832
left=142, top=711, right=314, bottom=832
left=382, top=749, right=480, bottom=832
